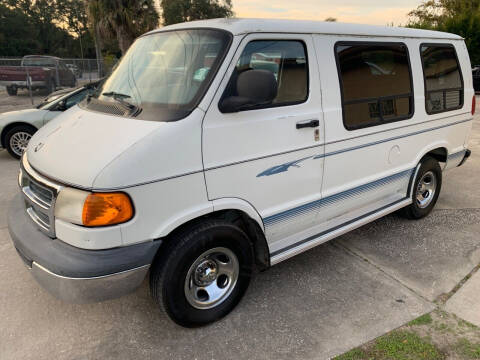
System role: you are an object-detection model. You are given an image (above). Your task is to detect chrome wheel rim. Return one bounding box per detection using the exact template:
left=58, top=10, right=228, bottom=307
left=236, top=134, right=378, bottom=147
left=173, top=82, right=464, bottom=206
left=9, top=131, right=31, bottom=157
left=184, top=247, right=239, bottom=310
left=416, top=170, right=437, bottom=208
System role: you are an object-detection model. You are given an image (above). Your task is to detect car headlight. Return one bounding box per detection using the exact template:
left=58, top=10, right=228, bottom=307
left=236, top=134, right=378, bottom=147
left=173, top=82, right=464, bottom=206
left=55, top=188, right=134, bottom=227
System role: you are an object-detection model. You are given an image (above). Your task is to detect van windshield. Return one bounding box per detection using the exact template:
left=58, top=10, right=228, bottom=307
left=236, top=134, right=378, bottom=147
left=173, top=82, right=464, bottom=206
left=86, top=29, right=231, bottom=122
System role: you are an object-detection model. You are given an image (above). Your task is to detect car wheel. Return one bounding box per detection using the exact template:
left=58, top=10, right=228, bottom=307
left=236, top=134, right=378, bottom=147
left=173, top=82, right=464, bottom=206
left=150, top=220, right=254, bottom=327
left=401, top=156, right=442, bottom=219
left=5, top=125, right=36, bottom=159
left=6, top=86, right=17, bottom=96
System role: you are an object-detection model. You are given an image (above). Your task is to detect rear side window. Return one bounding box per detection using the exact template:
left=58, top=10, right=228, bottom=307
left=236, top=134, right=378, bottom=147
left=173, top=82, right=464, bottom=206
left=336, top=42, right=414, bottom=130
left=420, top=44, right=463, bottom=114
left=223, top=40, right=308, bottom=107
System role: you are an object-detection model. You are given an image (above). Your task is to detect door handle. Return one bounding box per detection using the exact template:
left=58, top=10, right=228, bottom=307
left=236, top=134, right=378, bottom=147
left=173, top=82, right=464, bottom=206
left=296, top=119, right=319, bottom=129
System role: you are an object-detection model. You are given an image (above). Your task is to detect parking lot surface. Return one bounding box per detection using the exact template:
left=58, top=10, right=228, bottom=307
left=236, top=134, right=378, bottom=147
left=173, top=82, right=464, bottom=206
left=0, top=96, right=479, bottom=359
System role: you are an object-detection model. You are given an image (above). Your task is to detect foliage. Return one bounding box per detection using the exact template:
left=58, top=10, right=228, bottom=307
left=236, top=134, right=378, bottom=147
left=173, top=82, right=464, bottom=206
left=161, top=0, right=233, bottom=26
left=86, top=0, right=158, bottom=55
left=0, top=0, right=96, bottom=57
left=407, top=0, right=480, bottom=64
left=455, top=338, right=480, bottom=359
left=408, top=313, right=433, bottom=326
left=334, top=331, right=444, bottom=360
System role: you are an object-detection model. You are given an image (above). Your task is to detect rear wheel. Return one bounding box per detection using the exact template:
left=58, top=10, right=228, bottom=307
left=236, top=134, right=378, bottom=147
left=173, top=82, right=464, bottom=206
left=150, top=220, right=254, bottom=327
left=5, top=125, right=35, bottom=159
left=6, top=86, right=17, bottom=96
left=401, top=156, right=442, bottom=219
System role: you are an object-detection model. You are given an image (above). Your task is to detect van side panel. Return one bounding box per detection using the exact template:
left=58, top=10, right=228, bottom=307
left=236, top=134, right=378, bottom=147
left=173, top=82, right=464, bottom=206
left=266, top=35, right=473, bottom=262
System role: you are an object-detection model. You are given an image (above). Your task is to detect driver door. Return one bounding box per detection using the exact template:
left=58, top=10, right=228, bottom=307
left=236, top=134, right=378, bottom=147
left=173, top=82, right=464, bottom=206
left=202, top=34, right=325, bottom=256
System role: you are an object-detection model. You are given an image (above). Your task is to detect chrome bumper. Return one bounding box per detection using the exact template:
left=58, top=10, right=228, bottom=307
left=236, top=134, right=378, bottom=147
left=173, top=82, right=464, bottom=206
left=30, top=261, right=150, bottom=303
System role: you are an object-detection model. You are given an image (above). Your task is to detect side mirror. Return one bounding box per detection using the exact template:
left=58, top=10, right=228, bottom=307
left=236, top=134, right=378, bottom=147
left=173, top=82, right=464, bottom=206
left=57, top=100, right=67, bottom=111
left=219, top=69, right=278, bottom=113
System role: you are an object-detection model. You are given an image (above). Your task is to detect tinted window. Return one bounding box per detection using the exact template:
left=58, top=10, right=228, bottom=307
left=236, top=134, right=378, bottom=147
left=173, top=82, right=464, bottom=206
left=421, top=44, right=463, bottom=114
left=65, top=89, right=89, bottom=109
left=224, top=40, right=308, bottom=107
left=336, top=43, right=413, bottom=130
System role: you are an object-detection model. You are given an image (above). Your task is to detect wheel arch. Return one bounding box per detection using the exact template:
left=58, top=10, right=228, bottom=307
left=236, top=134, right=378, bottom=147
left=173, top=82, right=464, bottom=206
left=413, top=142, right=449, bottom=167
left=156, top=199, right=270, bottom=271
left=1, top=122, right=37, bottom=148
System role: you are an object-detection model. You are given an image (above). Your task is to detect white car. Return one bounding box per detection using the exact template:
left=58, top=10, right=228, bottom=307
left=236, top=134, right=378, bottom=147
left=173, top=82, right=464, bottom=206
left=0, top=83, right=98, bottom=158
left=8, top=19, right=474, bottom=326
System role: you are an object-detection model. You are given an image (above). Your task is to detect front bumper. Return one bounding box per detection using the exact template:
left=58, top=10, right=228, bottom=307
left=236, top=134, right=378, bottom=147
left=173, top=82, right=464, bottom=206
left=8, top=194, right=162, bottom=303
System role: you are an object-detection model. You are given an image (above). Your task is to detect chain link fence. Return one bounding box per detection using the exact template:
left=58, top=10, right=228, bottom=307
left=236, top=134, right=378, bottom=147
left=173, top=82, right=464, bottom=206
left=0, top=57, right=116, bottom=103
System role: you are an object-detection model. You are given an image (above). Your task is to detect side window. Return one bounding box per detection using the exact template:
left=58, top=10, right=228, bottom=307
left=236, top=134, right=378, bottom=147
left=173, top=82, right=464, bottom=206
left=336, top=42, right=414, bottom=130
left=420, top=44, right=463, bottom=114
left=223, top=40, right=308, bottom=107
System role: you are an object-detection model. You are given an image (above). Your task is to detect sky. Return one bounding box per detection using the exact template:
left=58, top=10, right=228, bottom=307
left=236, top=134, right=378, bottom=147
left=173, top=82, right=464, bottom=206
left=231, top=0, right=423, bottom=26
left=153, top=0, right=425, bottom=26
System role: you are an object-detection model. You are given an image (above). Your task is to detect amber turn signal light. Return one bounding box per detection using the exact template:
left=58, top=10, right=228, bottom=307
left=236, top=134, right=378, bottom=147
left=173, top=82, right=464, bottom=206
left=82, top=192, right=133, bottom=227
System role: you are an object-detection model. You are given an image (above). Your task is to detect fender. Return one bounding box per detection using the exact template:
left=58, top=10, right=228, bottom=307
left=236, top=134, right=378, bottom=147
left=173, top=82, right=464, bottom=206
left=212, top=197, right=265, bottom=233
left=150, top=202, right=215, bottom=240
left=411, top=140, right=449, bottom=169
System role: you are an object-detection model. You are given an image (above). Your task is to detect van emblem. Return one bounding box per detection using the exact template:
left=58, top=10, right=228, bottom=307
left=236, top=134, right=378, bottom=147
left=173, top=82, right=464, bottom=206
left=34, top=142, right=44, bottom=152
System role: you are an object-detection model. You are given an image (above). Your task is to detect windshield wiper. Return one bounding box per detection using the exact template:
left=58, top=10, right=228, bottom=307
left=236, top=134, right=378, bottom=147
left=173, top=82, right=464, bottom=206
left=101, top=91, right=139, bottom=114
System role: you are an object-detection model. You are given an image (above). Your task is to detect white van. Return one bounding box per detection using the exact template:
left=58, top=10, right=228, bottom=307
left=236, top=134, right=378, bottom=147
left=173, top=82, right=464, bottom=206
left=8, top=19, right=474, bottom=326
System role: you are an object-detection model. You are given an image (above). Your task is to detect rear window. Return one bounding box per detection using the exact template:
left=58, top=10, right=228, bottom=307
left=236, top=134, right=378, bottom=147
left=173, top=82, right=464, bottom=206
left=420, top=44, right=463, bottom=114
left=336, top=42, right=414, bottom=130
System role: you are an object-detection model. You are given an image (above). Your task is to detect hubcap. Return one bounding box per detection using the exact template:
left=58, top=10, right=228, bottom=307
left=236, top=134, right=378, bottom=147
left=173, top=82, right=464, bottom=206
left=416, top=170, right=437, bottom=208
left=184, top=247, right=239, bottom=310
left=9, top=132, right=32, bottom=157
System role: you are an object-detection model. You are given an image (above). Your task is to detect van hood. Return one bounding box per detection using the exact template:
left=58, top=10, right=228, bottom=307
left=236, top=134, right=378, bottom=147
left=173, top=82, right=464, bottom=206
left=26, top=106, right=205, bottom=190
left=26, top=107, right=162, bottom=189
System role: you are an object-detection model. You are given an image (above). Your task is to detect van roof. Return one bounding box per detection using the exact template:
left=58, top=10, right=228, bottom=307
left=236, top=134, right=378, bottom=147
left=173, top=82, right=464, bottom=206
left=149, top=18, right=462, bottom=40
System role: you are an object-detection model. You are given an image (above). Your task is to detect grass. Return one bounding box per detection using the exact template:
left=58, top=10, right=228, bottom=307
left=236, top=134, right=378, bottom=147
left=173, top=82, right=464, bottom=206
left=408, top=314, right=433, bottom=326
left=455, top=339, right=480, bottom=359
left=334, top=330, right=443, bottom=360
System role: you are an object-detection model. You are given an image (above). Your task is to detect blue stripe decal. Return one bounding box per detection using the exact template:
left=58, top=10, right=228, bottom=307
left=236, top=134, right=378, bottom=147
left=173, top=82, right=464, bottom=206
left=257, top=156, right=312, bottom=177
left=263, top=168, right=413, bottom=227
left=270, top=197, right=409, bottom=257
left=314, top=118, right=471, bottom=160
left=254, top=118, right=471, bottom=177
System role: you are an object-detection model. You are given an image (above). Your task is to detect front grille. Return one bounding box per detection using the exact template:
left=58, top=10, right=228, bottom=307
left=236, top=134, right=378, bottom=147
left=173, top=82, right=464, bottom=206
left=19, top=155, right=61, bottom=238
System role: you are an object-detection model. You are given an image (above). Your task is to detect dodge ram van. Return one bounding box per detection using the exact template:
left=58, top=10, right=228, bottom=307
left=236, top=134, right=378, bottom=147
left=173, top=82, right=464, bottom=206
left=8, top=19, right=474, bottom=327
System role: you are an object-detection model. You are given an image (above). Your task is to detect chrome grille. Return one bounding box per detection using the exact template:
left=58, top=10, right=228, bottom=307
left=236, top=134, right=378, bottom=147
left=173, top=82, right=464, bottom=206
left=19, top=155, right=62, bottom=238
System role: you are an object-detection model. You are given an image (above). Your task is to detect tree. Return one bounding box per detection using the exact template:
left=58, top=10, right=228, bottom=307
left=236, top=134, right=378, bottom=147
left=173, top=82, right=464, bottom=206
left=0, top=0, right=92, bottom=57
left=407, top=0, right=480, bottom=64
left=161, top=0, right=233, bottom=26
left=86, top=0, right=158, bottom=55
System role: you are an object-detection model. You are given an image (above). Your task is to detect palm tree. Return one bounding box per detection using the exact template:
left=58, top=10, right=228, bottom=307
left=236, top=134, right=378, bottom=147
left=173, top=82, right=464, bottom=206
left=86, top=0, right=158, bottom=56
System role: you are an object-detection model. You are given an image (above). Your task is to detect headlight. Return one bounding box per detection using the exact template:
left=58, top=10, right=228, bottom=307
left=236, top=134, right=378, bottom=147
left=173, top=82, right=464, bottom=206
left=55, top=188, right=134, bottom=227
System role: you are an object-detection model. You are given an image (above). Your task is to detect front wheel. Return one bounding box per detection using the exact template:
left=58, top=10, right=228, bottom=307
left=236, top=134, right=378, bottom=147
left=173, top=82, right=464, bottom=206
left=401, top=156, right=442, bottom=219
left=5, top=125, right=36, bottom=159
left=150, top=220, right=254, bottom=327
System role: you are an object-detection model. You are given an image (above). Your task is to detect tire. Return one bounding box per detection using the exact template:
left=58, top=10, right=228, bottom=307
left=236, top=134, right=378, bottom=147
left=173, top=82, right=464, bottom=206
left=5, top=125, right=36, bottom=159
left=401, top=156, right=442, bottom=219
left=150, top=220, right=254, bottom=327
left=6, top=86, right=17, bottom=96
left=47, top=79, right=56, bottom=94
